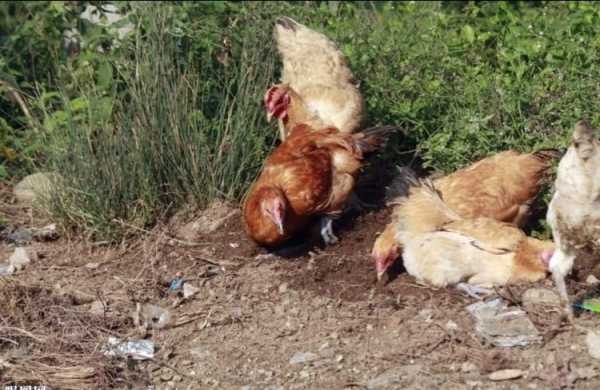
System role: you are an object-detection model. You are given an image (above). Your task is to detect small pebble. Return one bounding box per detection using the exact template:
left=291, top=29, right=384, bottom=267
left=319, top=342, right=330, bottom=351
left=160, top=370, right=173, bottom=381
left=586, top=331, right=600, bottom=360
left=461, top=361, right=477, bottom=373
left=300, top=369, right=310, bottom=379
left=289, top=351, right=319, bottom=365
left=489, top=369, right=524, bottom=381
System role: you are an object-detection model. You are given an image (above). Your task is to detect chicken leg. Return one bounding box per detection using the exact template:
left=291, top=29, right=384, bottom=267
left=548, top=248, right=576, bottom=324
left=456, top=283, right=494, bottom=300
left=319, top=216, right=339, bottom=245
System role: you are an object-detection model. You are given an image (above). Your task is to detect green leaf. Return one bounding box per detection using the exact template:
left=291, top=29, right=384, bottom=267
left=462, top=25, right=475, bottom=44
left=68, top=97, right=88, bottom=112
left=97, top=61, right=113, bottom=90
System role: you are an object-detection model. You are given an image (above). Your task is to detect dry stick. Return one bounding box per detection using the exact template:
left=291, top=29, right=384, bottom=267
left=150, top=358, right=193, bottom=380
left=0, top=336, right=18, bottom=345
left=0, top=80, right=37, bottom=132
left=0, top=326, right=47, bottom=343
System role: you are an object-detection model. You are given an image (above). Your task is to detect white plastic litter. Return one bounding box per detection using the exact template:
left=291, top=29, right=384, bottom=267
left=466, top=298, right=542, bottom=347
left=102, top=336, right=154, bottom=360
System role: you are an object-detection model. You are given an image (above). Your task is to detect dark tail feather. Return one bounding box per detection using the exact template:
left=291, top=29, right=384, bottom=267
left=275, top=16, right=299, bottom=31
left=532, top=148, right=563, bottom=163
left=354, top=125, right=403, bottom=154
left=384, top=165, right=420, bottom=203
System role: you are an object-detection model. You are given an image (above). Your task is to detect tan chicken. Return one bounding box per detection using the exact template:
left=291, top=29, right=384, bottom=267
left=265, top=16, right=364, bottom=141
left=394, top=178, right=554, bottom=291
left=547, top=120, right=600, bottom=323
left=372, top=149, right=560, bottom=280
left=243, top=124, right=395, bottom=247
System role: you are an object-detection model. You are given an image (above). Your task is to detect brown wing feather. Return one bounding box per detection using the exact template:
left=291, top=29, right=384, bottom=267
left=434, top=150, right=552, bottom=226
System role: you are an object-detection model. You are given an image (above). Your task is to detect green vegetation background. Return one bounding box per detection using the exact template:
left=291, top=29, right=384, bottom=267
left=1, top=1, right=599, bottom=239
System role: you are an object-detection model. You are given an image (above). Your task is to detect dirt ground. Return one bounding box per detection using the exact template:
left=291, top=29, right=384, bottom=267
left=1, top=179, right=600, bottom=390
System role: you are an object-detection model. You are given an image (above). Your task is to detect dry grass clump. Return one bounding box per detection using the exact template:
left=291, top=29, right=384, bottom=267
left=0, top=277, right=147, bottom=389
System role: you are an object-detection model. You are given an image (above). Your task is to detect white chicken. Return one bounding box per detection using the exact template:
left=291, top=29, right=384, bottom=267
left=547, top=120, right=600, bottom=323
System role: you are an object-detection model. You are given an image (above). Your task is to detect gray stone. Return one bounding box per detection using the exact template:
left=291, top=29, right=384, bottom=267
left=176, top=200, right=240, bottom=240
left=461, top=361, right=478, bottom=373
left=32, top=224, right=59, bottom=241
left=0, top=263, right=12, bottom=276
left=522, top=288, right=561, bottom=307
left=289, top=352, right=319, bottom=365
left=5, top=228, right=32, bottom=245
left=183, top=283, right=200, bottom=299
left=366, top=365, right=422, bottom=389
left=489, top=369, right=524, bottom=381
left=14, top=172, right=60, bottom=204
left=9, top=247, right=32, bottom=271
left=586, top=331, right=600, bottom=360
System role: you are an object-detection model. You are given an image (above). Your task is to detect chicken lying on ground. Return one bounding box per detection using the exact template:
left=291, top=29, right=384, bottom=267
left=372, top=149, right=560, bottom=281
left=243, top=124, right=396, bottom=248
left=265, top=16, right=364, bottom=141
left=547, top=120, right=600, bottom=323
left=392, top=176, right=554, bottom=292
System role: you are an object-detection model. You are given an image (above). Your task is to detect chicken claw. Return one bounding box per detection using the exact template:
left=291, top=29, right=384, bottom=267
left=320, top=216, right=339, bottom=245
left=456, top=283, right=494, bottom=300
left=552, top=270, right=575, bottom=325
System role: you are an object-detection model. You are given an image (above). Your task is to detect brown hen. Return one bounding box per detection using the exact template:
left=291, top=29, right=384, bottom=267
left=243, top=124, right=395, bottom=247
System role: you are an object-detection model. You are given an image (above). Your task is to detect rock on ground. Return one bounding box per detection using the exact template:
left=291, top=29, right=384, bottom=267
left=13, top=172, right=60, bottom=205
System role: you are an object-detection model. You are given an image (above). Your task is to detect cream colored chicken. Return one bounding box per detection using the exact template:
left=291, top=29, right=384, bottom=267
left=373, top=149, right=559, bottom=280
left=265, top=16, right=364, bottom=140
left=547, top=120, right=600, bottom=323
left=393, top=178, right=554, bottom=292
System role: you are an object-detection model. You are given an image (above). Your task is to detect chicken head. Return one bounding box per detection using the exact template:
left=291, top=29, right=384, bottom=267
left=264, top=85, right=291, bottom=124
left=372, top=226, right=400, bottom=281
left=259, top=188, right=287, bottom=235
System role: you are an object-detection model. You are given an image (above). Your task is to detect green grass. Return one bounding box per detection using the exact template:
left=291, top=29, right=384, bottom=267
left=38, top=3, right=280, bottom=239
left=9, top=1, right=600, bottom=240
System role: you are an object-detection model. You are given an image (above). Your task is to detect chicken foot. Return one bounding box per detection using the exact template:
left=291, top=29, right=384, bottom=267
left=320, top=216, right=339, bottom=245
left=549, top=248, right=576, bottom=324
left=456, top=283, right=494, bottom=300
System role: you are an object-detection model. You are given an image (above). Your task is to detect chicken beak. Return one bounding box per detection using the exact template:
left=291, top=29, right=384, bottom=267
left=266, top=111, right=273, bottom=123
left=276, top=220, right=284, bottom=235
left=374, top=254, right=389, bottom=282
left=541, top=248, right=555, bottom=269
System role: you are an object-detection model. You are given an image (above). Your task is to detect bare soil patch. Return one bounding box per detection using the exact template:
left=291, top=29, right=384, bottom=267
left=1, top=179, right=600, bottom=389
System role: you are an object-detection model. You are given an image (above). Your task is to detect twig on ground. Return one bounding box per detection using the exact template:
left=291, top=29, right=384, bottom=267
left=0, top=326, right=47, bottom=343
